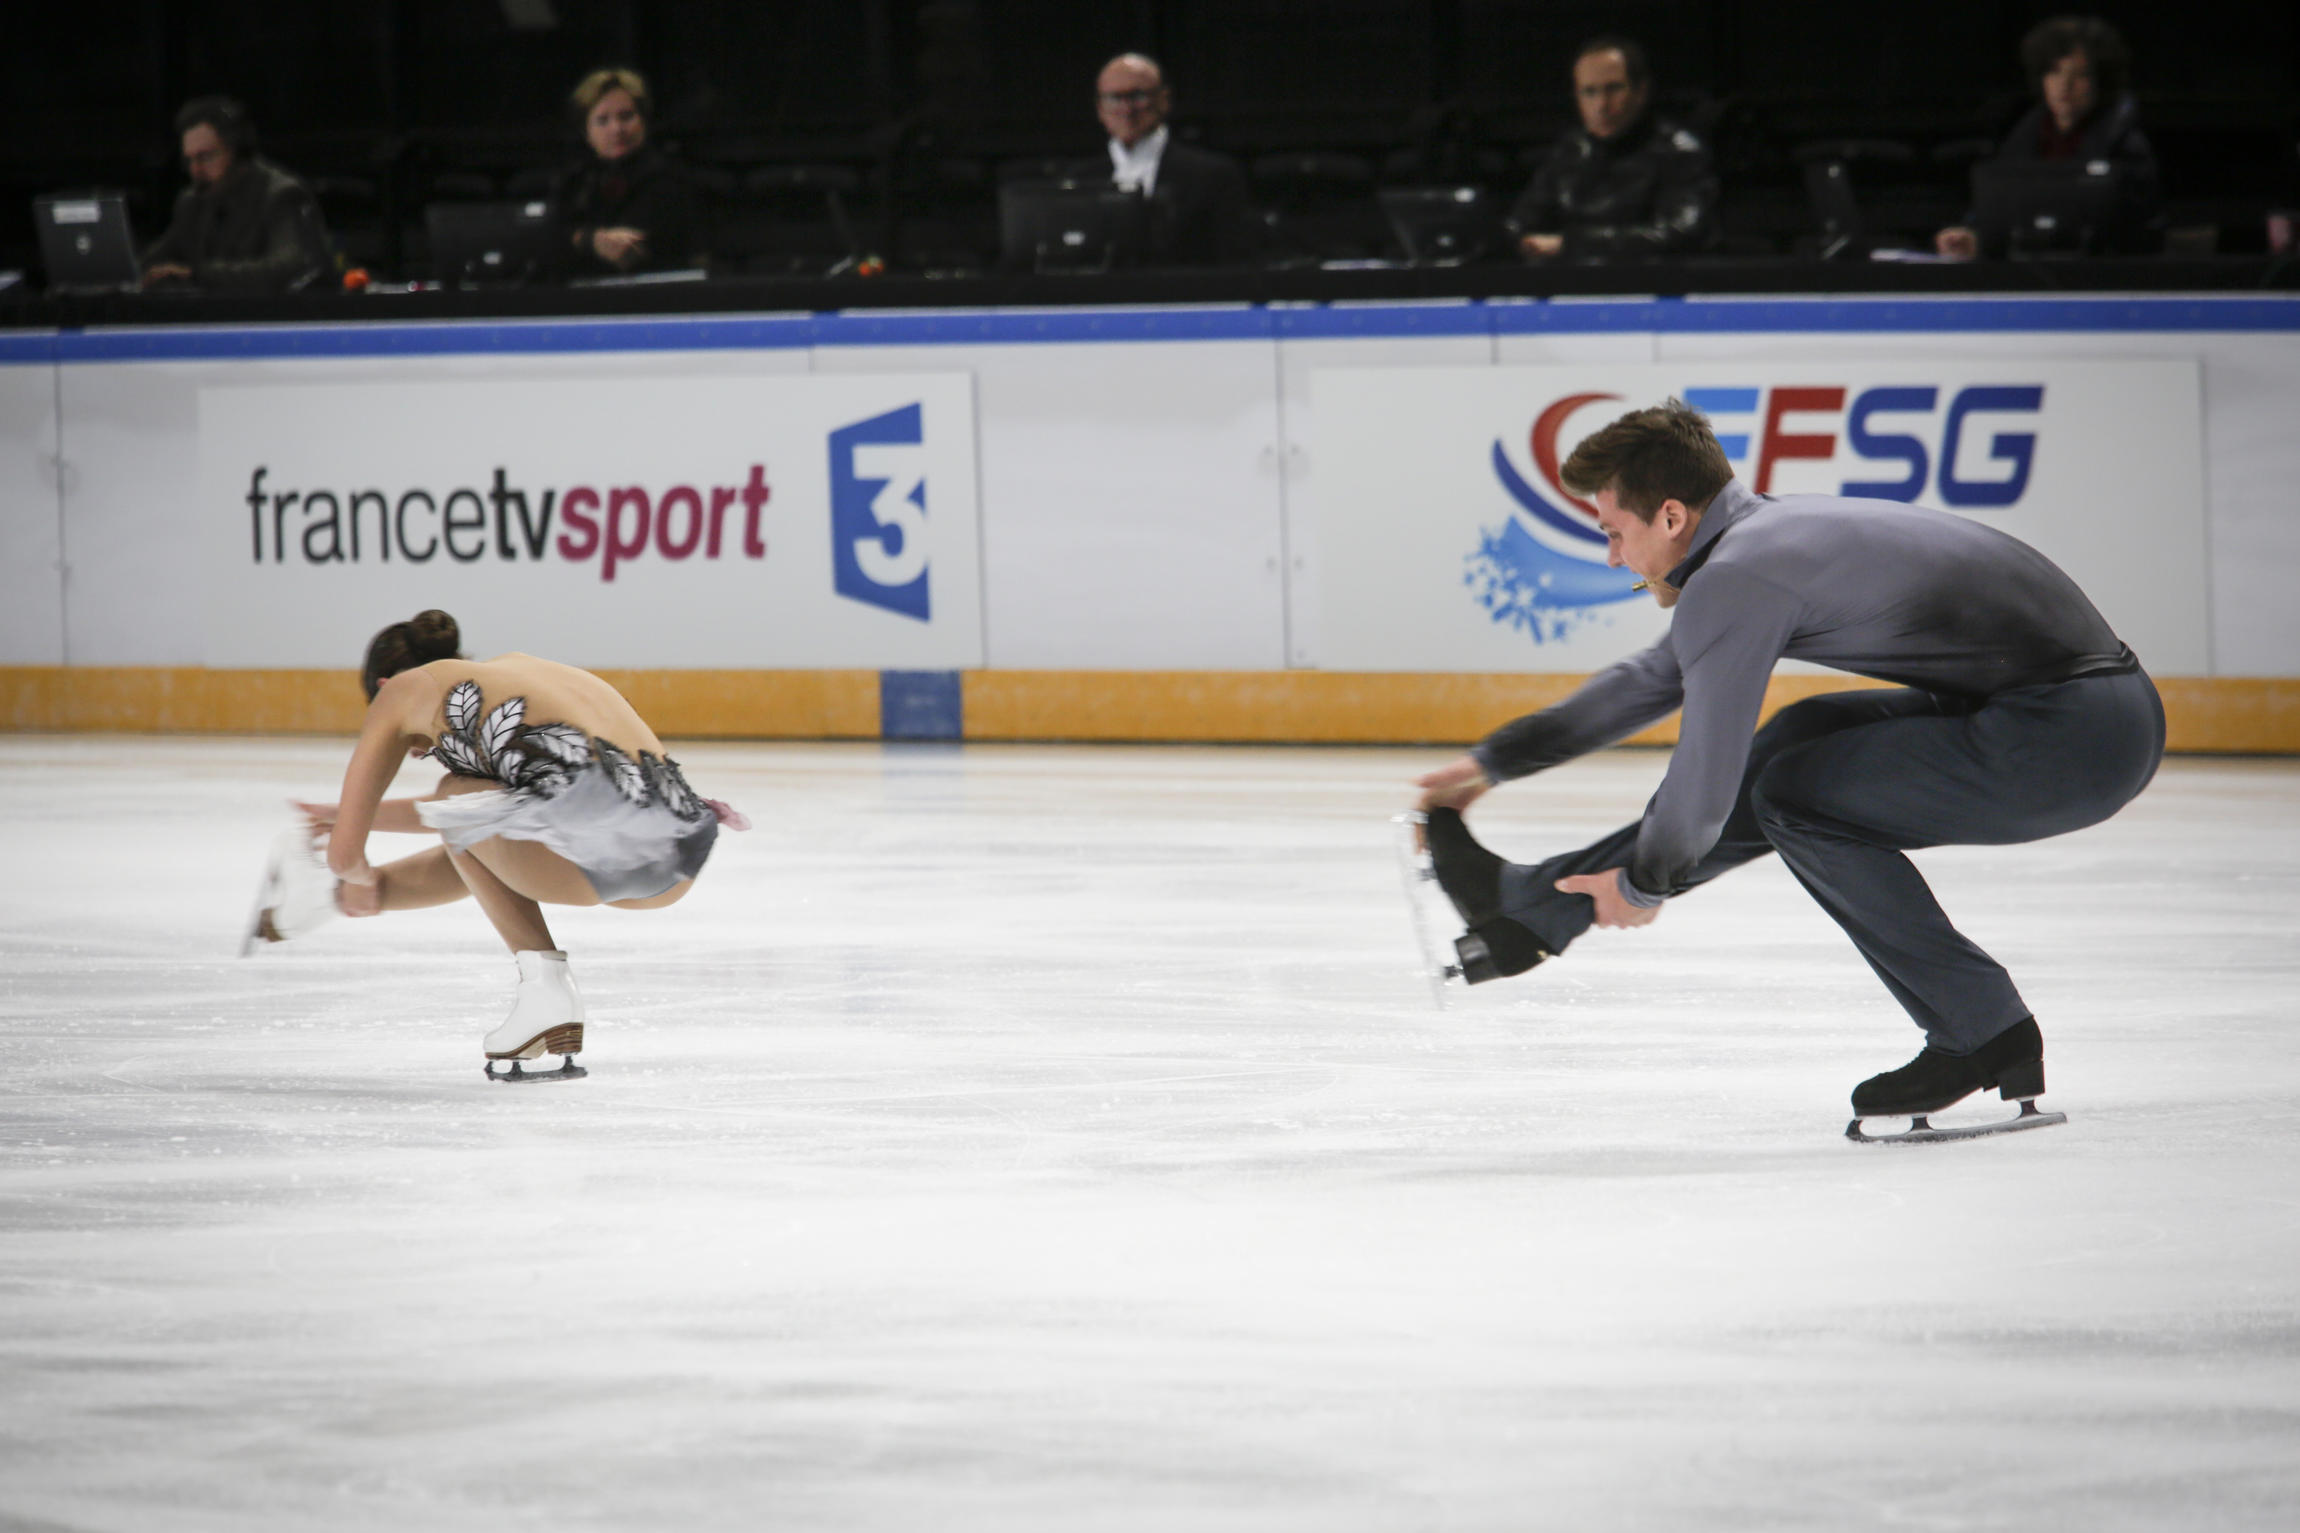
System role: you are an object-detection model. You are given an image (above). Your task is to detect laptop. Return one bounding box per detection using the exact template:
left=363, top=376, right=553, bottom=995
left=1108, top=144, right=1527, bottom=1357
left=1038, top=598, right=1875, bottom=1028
left=1968, top=160, right=2131, bottom=256
left=425, top=199, right=562, bottom=286
left=35, top=193, right=141, bottom=292
left=1801, top=157, right=1863, bottom=259
left=1379, top=186, right=1499, bottom=266
left=997, top=180, right=1150, bottom=273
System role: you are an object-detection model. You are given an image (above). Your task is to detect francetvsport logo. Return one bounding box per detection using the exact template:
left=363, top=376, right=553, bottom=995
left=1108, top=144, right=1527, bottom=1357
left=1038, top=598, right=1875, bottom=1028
left=231, top=402, right=938, bottom=621
left=1473, top=381, right=2048, bottom=644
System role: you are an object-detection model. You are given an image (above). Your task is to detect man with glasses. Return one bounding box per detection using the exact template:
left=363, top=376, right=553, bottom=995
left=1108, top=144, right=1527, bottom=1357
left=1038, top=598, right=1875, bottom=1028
left=1095, top=53, right=1257, bottom=267
left=1505, top=36, right=1716, bottom=261
left=142, top=97, right=331, bottom=294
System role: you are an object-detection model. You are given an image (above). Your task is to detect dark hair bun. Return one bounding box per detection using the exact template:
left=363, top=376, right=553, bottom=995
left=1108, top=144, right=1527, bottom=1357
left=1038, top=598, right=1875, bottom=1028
left=361, top=609, right=463, bottom=699
left=406, top=609, right=461, bottom=662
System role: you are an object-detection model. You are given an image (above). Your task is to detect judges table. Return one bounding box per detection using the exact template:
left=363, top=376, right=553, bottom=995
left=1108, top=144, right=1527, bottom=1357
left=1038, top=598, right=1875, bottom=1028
left=4, top=257, right=2297, bottom=751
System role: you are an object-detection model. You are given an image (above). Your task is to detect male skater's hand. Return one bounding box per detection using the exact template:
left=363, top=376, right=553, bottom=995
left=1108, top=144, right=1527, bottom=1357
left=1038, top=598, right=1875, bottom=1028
left=1555, top=870, right=1662, bottom=929
left=1414, top=755, right=1492, bottom=813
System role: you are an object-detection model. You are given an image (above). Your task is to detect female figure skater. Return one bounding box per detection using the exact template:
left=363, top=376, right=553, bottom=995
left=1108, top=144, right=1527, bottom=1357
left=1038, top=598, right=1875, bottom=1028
left=250, top=610, right=743, bottom=1081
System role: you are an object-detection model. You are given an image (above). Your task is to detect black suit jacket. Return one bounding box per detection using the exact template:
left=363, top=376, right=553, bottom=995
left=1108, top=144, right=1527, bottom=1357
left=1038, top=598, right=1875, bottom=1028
left=1137, top=139, right=1259, bottom=268
left=144, top=157, right=331, bottom=294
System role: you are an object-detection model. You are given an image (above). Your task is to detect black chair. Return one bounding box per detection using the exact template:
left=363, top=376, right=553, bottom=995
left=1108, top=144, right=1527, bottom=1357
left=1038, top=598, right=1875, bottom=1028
left=1250, top=151, right=1384, bottom=265
left=727, top=163, right=864, bottom=276
left=306, top=174, right=384, bottom=274
left=869, top=119, right=996, bottom=273
left=1793, top=139, right=1917, bottom=258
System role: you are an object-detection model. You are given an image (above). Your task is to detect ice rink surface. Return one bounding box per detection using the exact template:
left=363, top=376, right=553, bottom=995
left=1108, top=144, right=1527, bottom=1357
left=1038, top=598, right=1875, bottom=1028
left=2, top=734, right=2296, bottom=1532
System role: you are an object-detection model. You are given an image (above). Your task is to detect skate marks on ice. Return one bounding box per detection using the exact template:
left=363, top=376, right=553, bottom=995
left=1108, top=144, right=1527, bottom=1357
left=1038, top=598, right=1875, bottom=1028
left=2, top=740, right=2300, bottom=1531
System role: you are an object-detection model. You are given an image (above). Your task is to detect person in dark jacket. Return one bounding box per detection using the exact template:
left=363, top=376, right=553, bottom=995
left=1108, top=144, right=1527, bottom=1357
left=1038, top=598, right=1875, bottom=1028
left=1506, top=36, right=1717, bottom=261
left=141, top=97, right=330, bottom=294
left=1096, top=53, right=1258, bottom=267
left=556, top=68, right=700, bottom=277
left=1936, top=16, right=2161, bottom=258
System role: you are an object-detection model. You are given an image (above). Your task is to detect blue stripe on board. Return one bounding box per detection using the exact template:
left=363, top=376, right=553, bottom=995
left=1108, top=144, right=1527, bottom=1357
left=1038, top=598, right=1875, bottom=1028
left=9, top=294, right=2298, bottom=364
left=1270, top=302, right=1496, bottom=339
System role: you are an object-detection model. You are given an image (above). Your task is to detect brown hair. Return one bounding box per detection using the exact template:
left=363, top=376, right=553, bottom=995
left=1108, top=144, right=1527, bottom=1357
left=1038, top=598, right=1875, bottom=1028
left=1559, top=398, right=1734, bottom=521
left=570, top=67, right=652, bottom=124
left=2021, top=16, right=2130, bottom=103
left=361, top=609, right=461, bottom=700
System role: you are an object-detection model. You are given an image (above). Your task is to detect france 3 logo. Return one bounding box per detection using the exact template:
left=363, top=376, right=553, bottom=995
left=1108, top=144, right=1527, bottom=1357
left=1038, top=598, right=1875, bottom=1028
left=829, top=403, right=931, bottom=622
left=1471, top=383, right=2046, bottom=643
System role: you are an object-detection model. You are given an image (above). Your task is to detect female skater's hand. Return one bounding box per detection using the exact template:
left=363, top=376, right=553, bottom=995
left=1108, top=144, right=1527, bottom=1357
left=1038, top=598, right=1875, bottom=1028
left=292, top=800, right=338, bottom=835
left=332, top=857, right=381, bottom=918
left=1414, top=755, right=1492, bottom=814
left=1554, top=870, right=1661, bottom=929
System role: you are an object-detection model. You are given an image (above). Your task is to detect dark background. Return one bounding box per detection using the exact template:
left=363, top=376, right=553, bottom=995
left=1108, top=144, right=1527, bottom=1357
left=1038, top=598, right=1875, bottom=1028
left=11, top=0, right=2298, bottom=280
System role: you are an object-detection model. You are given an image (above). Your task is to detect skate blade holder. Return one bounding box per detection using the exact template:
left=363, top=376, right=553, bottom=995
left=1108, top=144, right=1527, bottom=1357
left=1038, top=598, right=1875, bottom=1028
left=1390, top=812, right=1462, bottom=1007
left=1846, top=1097, right=2065, bottom=1144
left=485, top=1056, right=588, bottom=1083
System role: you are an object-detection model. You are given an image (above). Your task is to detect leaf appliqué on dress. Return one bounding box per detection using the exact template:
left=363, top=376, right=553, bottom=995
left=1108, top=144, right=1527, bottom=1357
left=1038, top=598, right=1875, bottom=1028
left=431, top=732, right=491, bottom=780
left=594, top=740, right=651, bottom=806
left=444, top=680, right=483, bottom=739
left=475, top=696, right=526, bottom=772
left=648, top=754, right=704, bottom=820
left=521, top=723, right=592, bottom=769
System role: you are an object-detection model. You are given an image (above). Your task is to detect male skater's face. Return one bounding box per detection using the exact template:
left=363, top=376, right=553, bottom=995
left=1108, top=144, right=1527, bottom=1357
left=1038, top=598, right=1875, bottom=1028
left=1592, top=487, right=1691, bottom=607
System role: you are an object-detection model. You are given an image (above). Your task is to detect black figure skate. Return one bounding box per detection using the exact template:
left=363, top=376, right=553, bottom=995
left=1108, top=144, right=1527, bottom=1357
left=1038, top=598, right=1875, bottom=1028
left=1845, top=1017, right=2065, bottom=1144
left=1391, top=809, right=1554, bottom=1008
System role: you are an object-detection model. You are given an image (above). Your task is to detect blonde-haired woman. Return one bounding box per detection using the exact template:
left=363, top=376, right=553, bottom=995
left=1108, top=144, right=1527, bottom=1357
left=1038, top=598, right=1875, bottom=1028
left=557, top=66, right=699, bottom=276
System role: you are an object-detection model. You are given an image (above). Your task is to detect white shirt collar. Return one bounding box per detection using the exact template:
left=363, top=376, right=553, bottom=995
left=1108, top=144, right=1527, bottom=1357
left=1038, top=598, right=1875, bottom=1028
left=1108, top=124, right=1170, bottom=195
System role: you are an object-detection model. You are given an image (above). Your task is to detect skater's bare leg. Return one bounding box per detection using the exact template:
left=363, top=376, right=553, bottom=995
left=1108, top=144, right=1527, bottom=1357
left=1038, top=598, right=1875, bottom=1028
left=447, top=844, right=561, bottom=954
left=339, top=845, right=470, bottom=917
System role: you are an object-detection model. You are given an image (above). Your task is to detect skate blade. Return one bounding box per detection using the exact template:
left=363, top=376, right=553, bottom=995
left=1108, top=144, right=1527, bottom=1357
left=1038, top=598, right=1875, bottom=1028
left=485, top=1058, right=588, bottom=1084
left=1391, top=812, right=1463, bottom=1011
left=1846, top=1098, right=2066, bottom=1145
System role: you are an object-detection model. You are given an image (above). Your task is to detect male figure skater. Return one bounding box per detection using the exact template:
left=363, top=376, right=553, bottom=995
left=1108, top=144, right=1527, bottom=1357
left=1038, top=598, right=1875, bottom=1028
left=1413, top=399, right=2163, bottom=1137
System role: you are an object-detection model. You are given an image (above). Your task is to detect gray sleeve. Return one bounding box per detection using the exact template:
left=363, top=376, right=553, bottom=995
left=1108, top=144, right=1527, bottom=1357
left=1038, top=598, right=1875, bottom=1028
left=194, top=183, right=329, bottom=295
left=1625, top=568, right=1800, bottom=899
left=1469, top=639, right=1685, bottom=784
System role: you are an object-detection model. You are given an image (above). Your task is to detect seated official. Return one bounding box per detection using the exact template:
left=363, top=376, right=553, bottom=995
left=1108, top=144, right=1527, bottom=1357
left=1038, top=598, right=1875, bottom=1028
left=1506, top=35, right=1717, bottom=261
left=554, top=67, right=700, bottom=277
left=1936, top=16, right=2160, bottom=259
left=141, top=97, right=331, bottom=294
left=1095, top=52, right=1258, bottom=267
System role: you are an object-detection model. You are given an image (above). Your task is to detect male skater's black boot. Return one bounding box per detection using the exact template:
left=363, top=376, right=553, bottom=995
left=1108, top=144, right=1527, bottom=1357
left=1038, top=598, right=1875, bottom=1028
left=1423, top=808, right=1556, bottom=984
left=1850, top=1017, right=2047, bottom=1116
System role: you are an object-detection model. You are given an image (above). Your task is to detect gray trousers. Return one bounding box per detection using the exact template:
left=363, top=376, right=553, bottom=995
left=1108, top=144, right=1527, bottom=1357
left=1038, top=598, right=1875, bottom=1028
left=1496, top=667, right=2166, bottom=1053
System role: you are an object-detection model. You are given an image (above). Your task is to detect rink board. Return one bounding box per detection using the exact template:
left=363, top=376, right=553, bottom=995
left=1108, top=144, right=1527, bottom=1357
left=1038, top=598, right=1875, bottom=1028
left=4, top=665, right=2296, bottom=754
left=5, top=296, right=2299, bottom=749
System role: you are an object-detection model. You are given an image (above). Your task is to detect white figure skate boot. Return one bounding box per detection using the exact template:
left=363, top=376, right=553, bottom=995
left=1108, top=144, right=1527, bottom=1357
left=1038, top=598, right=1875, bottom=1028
left=241, top=826, right=340, bottom=955
left=483, top=950, right=588, bottom=1082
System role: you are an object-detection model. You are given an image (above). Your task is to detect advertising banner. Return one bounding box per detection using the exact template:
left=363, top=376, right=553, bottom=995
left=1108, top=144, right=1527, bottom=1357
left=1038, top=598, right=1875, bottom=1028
left=1313, top=361, right=2206, bottom=673
left=199, top=373, right=981, bottom=669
